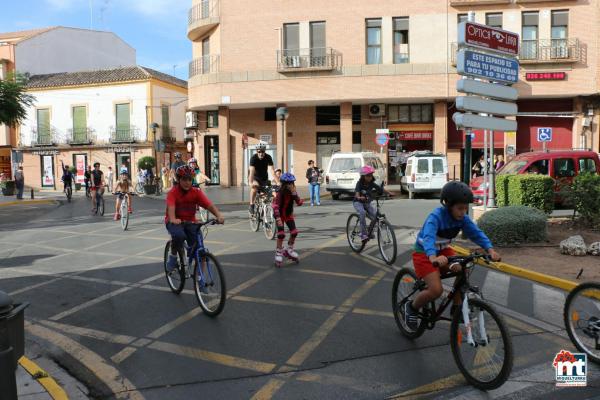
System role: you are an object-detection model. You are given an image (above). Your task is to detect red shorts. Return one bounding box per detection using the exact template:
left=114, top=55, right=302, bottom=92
left=412, top=247, right=456, bottom=279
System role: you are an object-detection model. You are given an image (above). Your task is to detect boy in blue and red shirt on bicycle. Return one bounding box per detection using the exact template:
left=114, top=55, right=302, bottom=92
left=165, top=165, right=225, bottom=271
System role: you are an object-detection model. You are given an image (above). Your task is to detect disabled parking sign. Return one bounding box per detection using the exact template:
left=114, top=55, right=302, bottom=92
left=537, top=127, right=552, bottom=142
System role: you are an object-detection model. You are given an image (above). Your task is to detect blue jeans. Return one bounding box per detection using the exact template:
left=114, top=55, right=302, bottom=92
left=309, top=183, right=320, bottom=205
left=166, top=223, right=198, bottom=255
left=353, top=201, right=376, bottom=237
left=16, top=180, right=24, bottom=199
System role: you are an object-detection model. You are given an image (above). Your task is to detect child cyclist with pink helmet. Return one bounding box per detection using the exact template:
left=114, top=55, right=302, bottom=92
left=353, top=165, right=392, bottom=241
left=273, top=172, right=304, bottom=267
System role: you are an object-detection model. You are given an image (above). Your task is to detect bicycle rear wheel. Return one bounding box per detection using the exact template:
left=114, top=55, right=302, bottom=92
left=163, top=241, right=186, bottom=294
left=450, top=298, right=513, bottom=390
left=66, top=187, right=72, bottom=202
left=98, top=197, right=105, bottom=216
left=346, top=214, right=366, bottom=253
left=263, top=204, right=276, bottom=240
left=121, top=198, right=129, bottom=230
left=392, top=268, right=427, bottom=339
left=194, top=253, right=226, bottom=316
left=377, top=219, right=397, bottom=265
left=564, top=282, right=600, bottom=364
left=135, top=182, right=144, bottom=195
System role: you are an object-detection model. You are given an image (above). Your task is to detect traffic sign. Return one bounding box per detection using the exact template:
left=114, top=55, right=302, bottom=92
left=456, top=79, right=518, bottom=101
left=375, top=134, right=389, bottom=147
left=452, top=112, right=517, bottom=132
left=457, top=49, right=519, bottom=84
left=456, top=96, right=518, bottom=116
left=458, top=22, right=519, bottom=56
left=537, top=127, right=552, bottom=142
left=376, top=128, right=390, bottom=135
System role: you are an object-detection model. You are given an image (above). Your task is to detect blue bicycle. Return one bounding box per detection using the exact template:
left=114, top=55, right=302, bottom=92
left=163, top=220, right=226, bottom=316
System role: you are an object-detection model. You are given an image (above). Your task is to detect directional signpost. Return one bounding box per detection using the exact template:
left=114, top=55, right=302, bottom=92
left=454, top=19, right=520, bottom=207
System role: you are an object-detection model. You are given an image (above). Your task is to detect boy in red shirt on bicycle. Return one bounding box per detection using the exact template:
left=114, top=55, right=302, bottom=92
left=165, top=165, right=225, bottom=270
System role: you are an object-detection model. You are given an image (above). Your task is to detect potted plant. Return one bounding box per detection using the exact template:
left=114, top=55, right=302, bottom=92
left=138, top=156, right=157, bottom=195
left=1, top=174, right=16, bottom=196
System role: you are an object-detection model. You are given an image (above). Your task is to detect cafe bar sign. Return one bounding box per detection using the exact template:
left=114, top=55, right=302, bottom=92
left=395, top=131, right=433, bottom=141
left=525, top=72, right=567, bottom=81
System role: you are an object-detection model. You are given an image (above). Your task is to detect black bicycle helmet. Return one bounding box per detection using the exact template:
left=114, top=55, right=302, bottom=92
left=440, top=181, right=474, bottom=207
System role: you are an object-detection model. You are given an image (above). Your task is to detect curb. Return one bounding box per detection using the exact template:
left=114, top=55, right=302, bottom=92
left=451, top=244, right=578, bottom=292
left=19, top=356, right=69, bottom=400
left=0, top=199, right=60, bottom=208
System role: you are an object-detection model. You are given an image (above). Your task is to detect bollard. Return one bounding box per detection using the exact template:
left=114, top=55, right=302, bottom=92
left=0, top=291, right=17, bottom=400
left=30, top=188, right=34, bottom=199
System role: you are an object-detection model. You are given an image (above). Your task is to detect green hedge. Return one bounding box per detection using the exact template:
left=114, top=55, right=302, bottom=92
left=494, top=174, right=554, bottom=213
left=478, top=206, right=547, bottom=246
left=569, top=173, right=600, bottom=227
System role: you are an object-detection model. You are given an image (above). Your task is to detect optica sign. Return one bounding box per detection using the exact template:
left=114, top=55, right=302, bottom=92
left=458, top=22, right=519, bottom=56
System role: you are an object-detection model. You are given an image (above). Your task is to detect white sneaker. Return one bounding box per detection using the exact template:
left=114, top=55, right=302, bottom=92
left=275, top=250, right=283, bottom=264
left=285, top=247, right=299, bottom=259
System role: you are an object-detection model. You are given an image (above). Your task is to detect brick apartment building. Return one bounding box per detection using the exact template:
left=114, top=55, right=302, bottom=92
left=184, top=0, right=600, bottom=186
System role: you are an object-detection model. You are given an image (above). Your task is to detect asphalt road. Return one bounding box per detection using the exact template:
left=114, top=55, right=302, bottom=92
left=1, top=193, right=598, bottom=399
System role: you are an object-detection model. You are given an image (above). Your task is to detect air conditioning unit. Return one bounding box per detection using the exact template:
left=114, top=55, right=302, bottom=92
left=582, top=117, right=592, bottom=128
left=369, top=104, right=386, bottom=117
left=185, top=111, right=198, bottom=128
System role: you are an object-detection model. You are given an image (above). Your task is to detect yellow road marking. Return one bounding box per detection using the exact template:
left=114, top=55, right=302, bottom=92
left=286, top=312, right=346, bottom=367
left=146, top=308, right=202, bottom=339
left=250, top=379, right=287, bottom=400
left=233, top=295, right=336, bottom=311
left=148, top=341, right=276, bottom=373
left=26, top=322, right=145, bottom=400
left=110, top=347, right=137, bottom=364
left=352, top=307, right=394, bottom=318
left=19, top=356, right=68, bottom=400
left=40, top=320, right=136, bottom=345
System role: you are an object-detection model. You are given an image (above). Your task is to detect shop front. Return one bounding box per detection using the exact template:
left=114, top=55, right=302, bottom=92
left=387, top=124, right=434, bottom=184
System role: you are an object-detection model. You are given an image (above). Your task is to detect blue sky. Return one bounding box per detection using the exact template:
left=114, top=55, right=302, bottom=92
left=1, top=0, right=191, bottom=80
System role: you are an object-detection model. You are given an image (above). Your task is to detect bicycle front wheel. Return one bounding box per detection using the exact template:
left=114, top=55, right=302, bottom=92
left=450, top=298, right=513, bottom=390
left=98, top=197, right=105, bottom=216
left=377, top=219, right=397, bottom=265
left=249, top=206, right=260, bottom=232
left=564, top=281, right=600, bottom=364
left=263, top=204, right=276, bottom=240
left=163, top=241, right=186, bottom=294
left=194, top=253, right=226, bottom=316
left=346, top=214, right=366, bottom=253
left=392, top=268, right=427, bottom=339
left=121, top=198, right=129, bottom=230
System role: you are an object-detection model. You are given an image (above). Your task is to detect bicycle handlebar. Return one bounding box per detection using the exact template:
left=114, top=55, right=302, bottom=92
left=113, top=192, right=136, bottom=196
left=181, top=219, right=218, bottom=227
left=432, top=253, right=497, bottom=268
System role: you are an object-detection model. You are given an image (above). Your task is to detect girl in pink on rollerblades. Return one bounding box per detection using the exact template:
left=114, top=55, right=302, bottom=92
left=273, top=173, right=303, bottom=267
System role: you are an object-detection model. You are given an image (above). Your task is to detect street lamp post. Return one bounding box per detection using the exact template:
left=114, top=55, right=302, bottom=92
left=276, top=107, right=289, bottom=172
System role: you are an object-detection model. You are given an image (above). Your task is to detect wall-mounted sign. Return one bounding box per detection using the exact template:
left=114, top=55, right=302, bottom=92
left=395, top=131, right=433, bottom=141
left=457, top=49, right=519, bottom=84
left=106, top=146, right=132, bottom=153
left=75, top=154, right=86, bottom=184
left=32, top=150, right=59, bottom=156
left=375, top=134, right=389, bottom=147
left=525, top=72, right=566, bottom=81
left=458, top=22, right=519, bottom=56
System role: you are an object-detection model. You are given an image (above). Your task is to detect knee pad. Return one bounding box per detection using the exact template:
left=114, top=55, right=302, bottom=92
left=290, top=229, right=299, bottom=237
left=277, top=232, right=286, bottom=240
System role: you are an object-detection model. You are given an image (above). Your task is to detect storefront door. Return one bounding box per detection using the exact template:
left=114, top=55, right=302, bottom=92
left=40, top=155, right=55, bottom=189
left=204, top=136, right=220, bottom=185
left=316, top=132, right=340, bottom=171
left=116, top=153, right=131, bottom=177
left=73, top=154, right=87, bottom=185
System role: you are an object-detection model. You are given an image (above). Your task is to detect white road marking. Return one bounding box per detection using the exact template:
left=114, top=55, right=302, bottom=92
left=533, top=284, right=565, bottom=327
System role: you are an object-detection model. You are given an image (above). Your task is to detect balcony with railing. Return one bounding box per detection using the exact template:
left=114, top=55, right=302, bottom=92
left=67, top=127, right=94, bottom=145
left=162, top=126, right=177, bottom=143
left=189, top=55, right=220, bottom=77
left=30, top=127, right=56, bottom=146
left=519, top=39, right=581, bottom=64
left=187, top=0, right=220, bottom=41
left=110, top=126, right=141, bottom=143
left=277, top=48, right=337, bottom=72
left=450, top=38, right=581, bottom=65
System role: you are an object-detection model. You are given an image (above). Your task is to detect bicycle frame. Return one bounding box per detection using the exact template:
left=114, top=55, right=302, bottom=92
left=410, top=260, right=488, bottom=348
left=184, top=224, right=215, bottom=285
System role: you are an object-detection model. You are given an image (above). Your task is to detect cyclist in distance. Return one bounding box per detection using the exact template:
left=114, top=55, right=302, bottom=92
left=353, top=165, right=392, bottom=242
left=60, top=161, right=74, bottom=195
left=89, top=162, right=105, bottom=213
left=113, top=167, right=133, bottom=220
left=248, top=143, right=279, bottom=215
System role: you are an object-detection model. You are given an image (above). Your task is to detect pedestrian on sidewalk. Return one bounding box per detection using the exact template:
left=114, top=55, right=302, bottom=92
left=170, top=152, right=186, bottom=186
left=306, top=160, right=322, bottom=206
left=15, top=166, right=25, bottom=199
left=161, top=166, right=170, bottom=190
left=106, top=166, right=114, bottom=192
left=273, top=173, right=303, bottom=267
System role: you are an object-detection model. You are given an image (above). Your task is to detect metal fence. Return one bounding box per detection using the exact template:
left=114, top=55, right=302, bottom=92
left=31, top=127, right=54, bottom=146
left=188, top=0, right=219, bottom=25
left=189, top=55, right=220, bottom=77
left=67, top=127, right=94, bottom=145
left=110, top=127, right=141, bottom=143
left=277, top=47, right=336, bottom=71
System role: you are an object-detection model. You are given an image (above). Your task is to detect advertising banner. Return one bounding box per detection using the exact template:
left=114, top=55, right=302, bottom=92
left=75, top=154, right=86, bottom=184
left=42, top=155, right=55, bottom=187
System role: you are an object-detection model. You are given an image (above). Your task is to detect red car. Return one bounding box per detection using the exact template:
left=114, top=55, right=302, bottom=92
left=471, top=150, right=600, bottom=204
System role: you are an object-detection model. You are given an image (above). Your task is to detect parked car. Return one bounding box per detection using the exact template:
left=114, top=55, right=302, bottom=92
left=400, top=152, right=448, bottom=199
left=471, top=150, right=600, bottom=204
left=325, top=152, right=386, bottom=200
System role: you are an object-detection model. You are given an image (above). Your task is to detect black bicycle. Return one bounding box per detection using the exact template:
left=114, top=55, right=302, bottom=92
left=92, top=187, right=105, bottom=216
left=64, top=184, right=72, bottom=202
left=564, top=281, right=600, bottom=364
left=392, top=254, right=513, bottom=390
left=346, top=193, right=397, bottom=265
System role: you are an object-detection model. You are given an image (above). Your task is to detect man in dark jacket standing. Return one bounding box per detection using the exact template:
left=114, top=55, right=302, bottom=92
left=306, top=160, right=321, bottom=206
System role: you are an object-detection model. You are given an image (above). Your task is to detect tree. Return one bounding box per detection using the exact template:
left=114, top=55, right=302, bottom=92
left=0, top=73, right=35, bottom=127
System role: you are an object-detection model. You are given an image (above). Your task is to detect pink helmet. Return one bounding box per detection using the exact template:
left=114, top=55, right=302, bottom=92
left=360, top=165, right=376, bottom=176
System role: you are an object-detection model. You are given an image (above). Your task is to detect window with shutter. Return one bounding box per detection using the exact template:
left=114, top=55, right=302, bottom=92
left=37, top=109, right=50, bottom=143
left=161, top=105, right=170, bottom=138
left=115, top=103, right=130, bottom=141
left=72, top=106, right=87, bottom=142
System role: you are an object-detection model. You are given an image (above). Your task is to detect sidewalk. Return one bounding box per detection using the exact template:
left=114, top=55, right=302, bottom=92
left=0, top=191, right=65, bottom=207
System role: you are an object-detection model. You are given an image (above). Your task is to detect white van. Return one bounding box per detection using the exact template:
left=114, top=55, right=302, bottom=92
left=400, top=152, right=448, bottom=199
left=325, top=152, right=386, bottom=200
